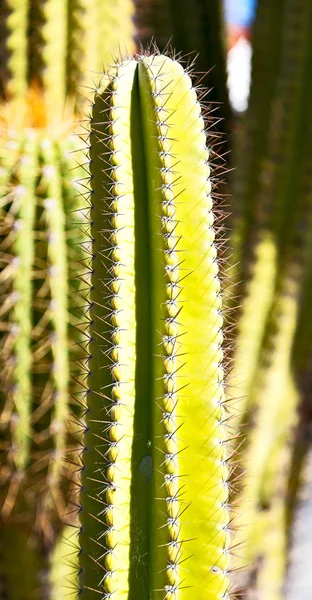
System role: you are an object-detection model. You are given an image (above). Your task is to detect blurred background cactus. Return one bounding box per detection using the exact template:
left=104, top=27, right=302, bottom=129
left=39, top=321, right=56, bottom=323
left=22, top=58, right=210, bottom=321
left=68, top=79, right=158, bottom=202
left=0, top=0, right=312, bottom=598
left=0, top=0, right=135, bottom=110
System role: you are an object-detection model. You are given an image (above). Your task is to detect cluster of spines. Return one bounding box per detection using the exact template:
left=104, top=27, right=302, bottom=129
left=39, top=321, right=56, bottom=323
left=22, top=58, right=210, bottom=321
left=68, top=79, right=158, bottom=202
left=149, top=63, right=181, bottom=594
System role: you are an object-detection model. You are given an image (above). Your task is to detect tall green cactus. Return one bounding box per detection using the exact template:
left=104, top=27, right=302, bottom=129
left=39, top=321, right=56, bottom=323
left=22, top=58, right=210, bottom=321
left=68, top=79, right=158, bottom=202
left=79, top=54, right=230, bottom=599
left=0, top=126, right=87, bottom=597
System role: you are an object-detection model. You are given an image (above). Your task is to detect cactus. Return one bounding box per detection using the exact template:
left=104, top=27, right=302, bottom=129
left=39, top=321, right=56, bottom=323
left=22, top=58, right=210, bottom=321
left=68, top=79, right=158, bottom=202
left=0, top=133, right=38, bottom=515
left=0, top=120, right=85, bottom=527
left=0, top=126, right=87, bottom=596
left=230, top=0, right=312, bottom=413
left=0, top=0, right=135, bottom=108
left=27, top=0, right=67, bottom=115
left=67, top=0, right=136, bottom=102
left=79, top=53, right=230, bottom=599
left=230, top=0, right=312, bottom=596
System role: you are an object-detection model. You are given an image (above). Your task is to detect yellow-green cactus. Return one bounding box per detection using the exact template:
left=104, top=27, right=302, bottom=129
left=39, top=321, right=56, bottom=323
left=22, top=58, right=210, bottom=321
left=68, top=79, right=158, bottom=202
left=79, top=54, right=231, bottom=599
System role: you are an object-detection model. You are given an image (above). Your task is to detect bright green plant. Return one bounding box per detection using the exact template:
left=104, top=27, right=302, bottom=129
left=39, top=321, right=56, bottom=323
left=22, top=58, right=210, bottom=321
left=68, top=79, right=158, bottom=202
left=79, top=53, right=231, bottom=600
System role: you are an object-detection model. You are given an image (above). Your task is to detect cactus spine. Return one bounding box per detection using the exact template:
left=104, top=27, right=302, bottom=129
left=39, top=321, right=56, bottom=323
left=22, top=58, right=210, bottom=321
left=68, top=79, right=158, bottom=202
left=80, top=54, right=230, bottom=599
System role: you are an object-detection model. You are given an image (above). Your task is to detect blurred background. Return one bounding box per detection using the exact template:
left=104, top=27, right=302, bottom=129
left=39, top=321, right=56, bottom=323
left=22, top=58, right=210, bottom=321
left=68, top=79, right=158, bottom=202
left=1, top=0, right=312, bottom=598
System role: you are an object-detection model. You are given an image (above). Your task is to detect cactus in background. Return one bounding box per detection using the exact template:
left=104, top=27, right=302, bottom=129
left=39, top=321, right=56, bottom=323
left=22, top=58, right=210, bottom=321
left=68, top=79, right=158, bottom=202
left=67, top=0, right=136, bottom=101
left=0, top=0, right=135, bottom=109
left=0, top=0, right=28, bottom=100
left=0, top=133, right=38, bottom=515
left=230, top=0, right=312, bottom=597
left=79, top=53, right=231, bottom=599
left=49, top=526, right=79, bottom=600
left=0, top=119, right=83, bottom=544
left=28, top=0, right=68, bottom=115
left=229, top=0, right=288, bottom=416
left=135, top=0, right=231, bottom=141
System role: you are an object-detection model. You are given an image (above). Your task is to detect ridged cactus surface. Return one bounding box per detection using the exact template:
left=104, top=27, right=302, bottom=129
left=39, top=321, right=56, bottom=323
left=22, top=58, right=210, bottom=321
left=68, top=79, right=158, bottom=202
left=79, top=54, right=230, bottom=599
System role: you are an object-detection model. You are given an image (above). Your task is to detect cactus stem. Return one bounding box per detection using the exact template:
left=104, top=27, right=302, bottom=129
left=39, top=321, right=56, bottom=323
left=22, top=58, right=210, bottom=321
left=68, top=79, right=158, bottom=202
left=80, top=53, right=230, bottom=600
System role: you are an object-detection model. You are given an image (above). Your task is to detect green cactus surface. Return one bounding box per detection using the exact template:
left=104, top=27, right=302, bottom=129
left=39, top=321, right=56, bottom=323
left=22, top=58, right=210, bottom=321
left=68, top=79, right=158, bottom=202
left=79, top=54, right=231, bottom=600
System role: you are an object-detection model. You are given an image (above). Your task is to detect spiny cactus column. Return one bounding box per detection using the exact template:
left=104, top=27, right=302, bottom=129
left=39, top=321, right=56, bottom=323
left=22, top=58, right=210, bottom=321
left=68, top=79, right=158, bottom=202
left=80, top=54, right=231, bottom=599
left=0, top=130, right=85, bottom=527
left=230, top=0, right=312, bottom=419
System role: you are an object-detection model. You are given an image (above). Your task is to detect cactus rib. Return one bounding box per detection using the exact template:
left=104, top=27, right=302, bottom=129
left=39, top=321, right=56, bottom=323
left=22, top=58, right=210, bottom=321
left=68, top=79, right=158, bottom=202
left=0, top=135, right=37, bottom=516
left=38, top=138, right=70, bottom=509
